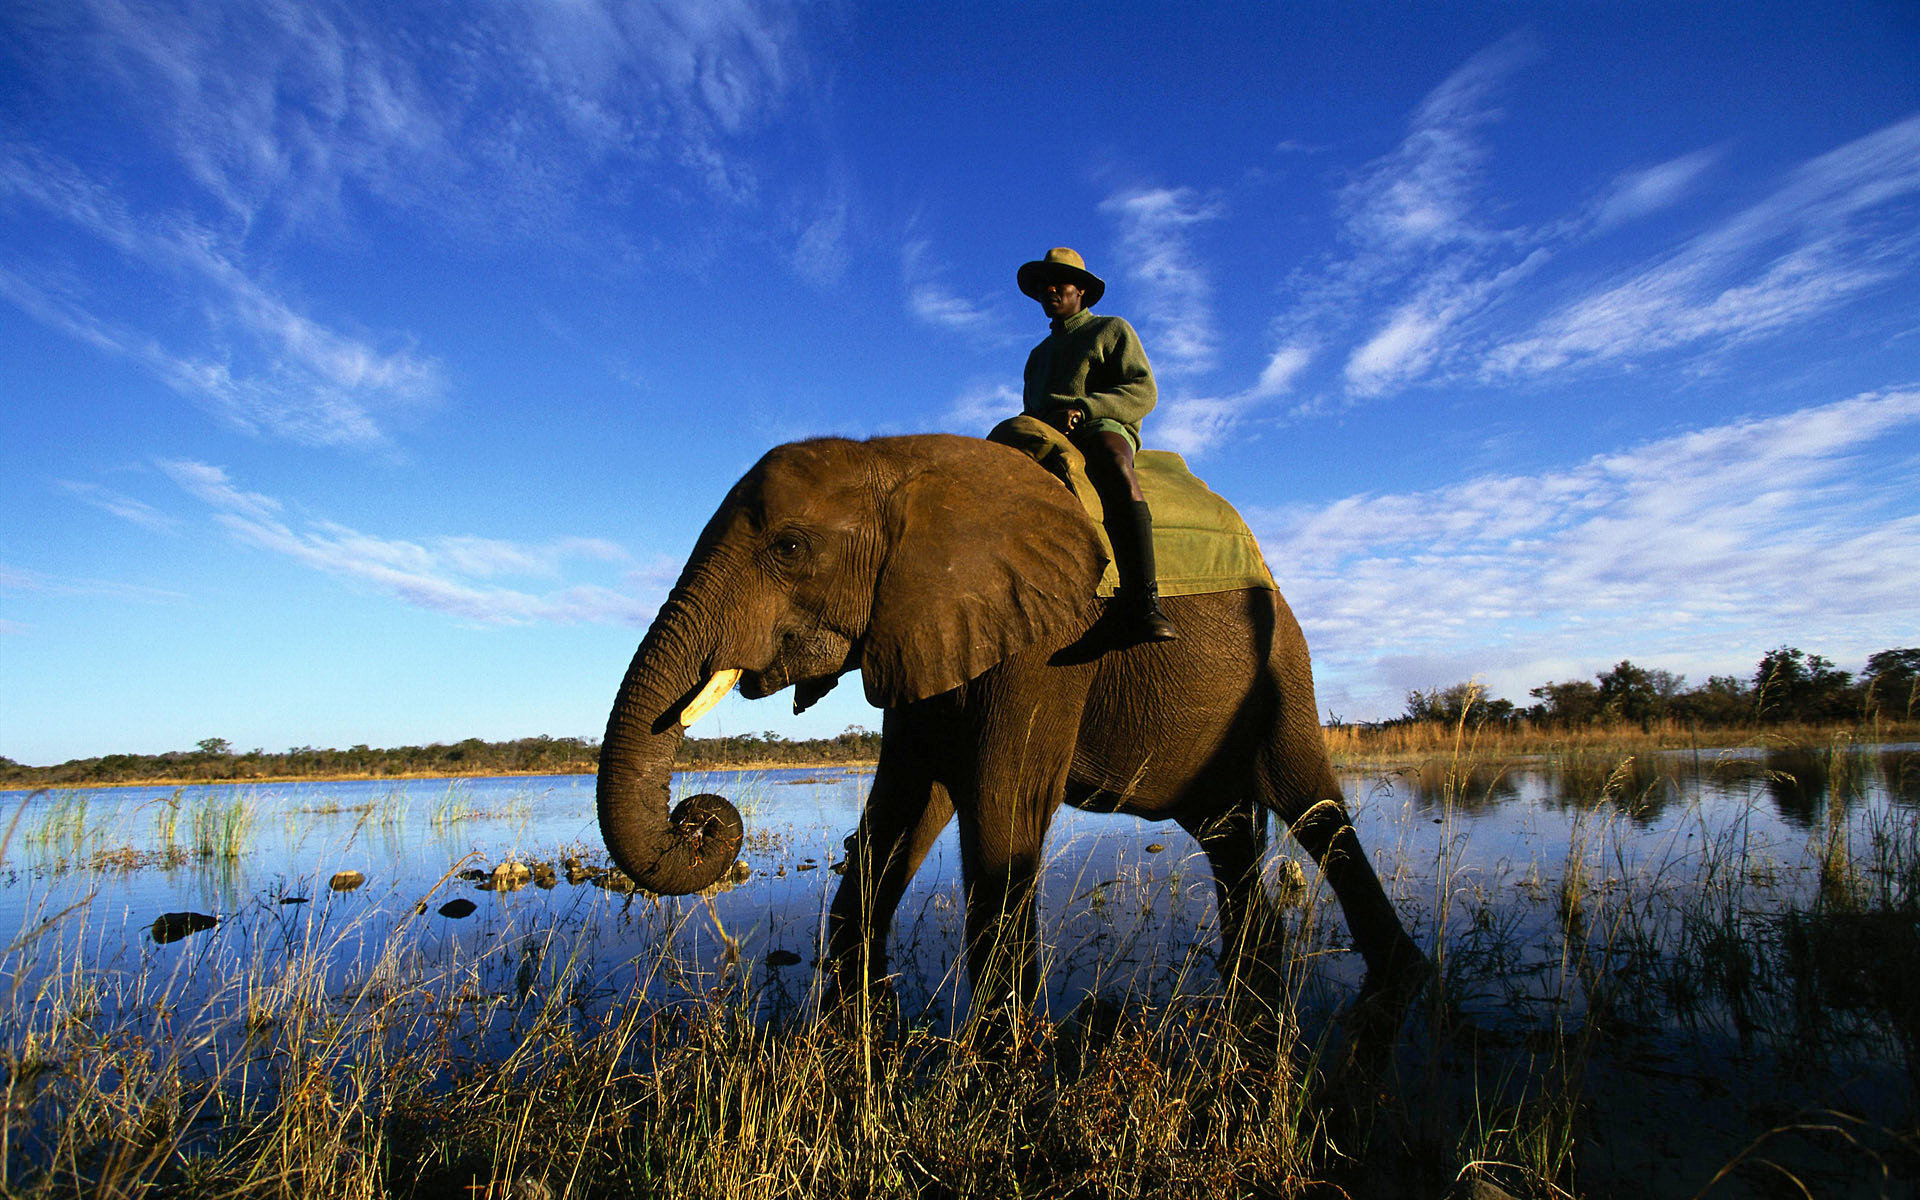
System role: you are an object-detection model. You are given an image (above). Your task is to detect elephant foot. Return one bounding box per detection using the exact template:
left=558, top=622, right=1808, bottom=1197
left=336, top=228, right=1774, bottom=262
left=819, top=965, right=901, bottom=1034
left=1344, top=939, right=1435, bottom=1046
left=1217, top=951, right=1295, bottom=1057
left=1051, top=995, right=1127, bottom=1082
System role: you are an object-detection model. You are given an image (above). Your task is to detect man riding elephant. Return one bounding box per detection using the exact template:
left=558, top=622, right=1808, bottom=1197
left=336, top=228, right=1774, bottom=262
left=1017, top=247, right=1177, bottom=644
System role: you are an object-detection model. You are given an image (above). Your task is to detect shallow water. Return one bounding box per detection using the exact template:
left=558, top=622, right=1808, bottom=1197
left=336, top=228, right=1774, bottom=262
left=2, top=750, right=1912, bottom=1022
left=3, top=744, right=1915, bottom=1194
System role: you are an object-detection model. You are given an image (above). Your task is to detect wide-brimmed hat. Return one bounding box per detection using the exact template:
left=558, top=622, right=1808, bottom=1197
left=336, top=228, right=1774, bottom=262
left=1017, top=247, right=1105, bottom=307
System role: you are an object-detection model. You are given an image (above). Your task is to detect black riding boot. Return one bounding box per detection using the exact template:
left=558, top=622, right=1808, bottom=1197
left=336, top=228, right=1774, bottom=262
left=1104, top=499, right=1178, bottom=644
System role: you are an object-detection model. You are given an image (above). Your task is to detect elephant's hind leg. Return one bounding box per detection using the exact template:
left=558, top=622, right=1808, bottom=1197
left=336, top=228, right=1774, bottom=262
left=1178, top=801, right=1293, bottom=1035
left=1177, top=801, right=1276, bottom=977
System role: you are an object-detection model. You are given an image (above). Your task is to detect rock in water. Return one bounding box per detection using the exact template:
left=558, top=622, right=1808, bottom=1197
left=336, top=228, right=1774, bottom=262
left=152, top=912, right=217, bottom=943
left=766, top=949, right=803, bottom=967
left=329, top=870, right=366, bottom=892
left=491, top=861, right=533, bottom=892
left=438, top=898, right=477, bottom=919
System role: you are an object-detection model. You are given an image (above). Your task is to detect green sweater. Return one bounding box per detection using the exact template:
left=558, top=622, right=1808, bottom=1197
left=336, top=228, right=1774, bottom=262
left=1021, top=309, right=1157, bottom=436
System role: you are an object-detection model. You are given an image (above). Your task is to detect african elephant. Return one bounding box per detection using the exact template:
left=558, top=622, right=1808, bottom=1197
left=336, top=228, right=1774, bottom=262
left=597, top=433, right=1427, bottom=1026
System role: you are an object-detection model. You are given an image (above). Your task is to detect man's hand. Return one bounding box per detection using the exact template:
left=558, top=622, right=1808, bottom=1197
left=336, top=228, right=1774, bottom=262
left=1049, top=405, right=1085, bottom=435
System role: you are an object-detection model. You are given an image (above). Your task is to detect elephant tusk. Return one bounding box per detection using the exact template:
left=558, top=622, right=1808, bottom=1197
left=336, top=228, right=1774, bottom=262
left=677, top=669, right=742, bottom=728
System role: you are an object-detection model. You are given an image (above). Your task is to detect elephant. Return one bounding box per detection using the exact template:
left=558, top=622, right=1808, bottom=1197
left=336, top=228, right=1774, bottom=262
left=596, top=432, right=1428, bottom=1030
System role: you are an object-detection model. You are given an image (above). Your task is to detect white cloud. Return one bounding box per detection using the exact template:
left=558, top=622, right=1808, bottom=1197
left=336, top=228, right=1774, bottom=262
left=1591, top=149, right=1721, bottom=229
left=161, top=461, right=667, bottom=625
left=1266, top=46, right=1917, bottom=408
left=158, top=461, right=285, bottom=523
left=944, top=382, right=1021, bottom=435
left=1259, top=34, right=1548, bottom=407
left=0, top=152, right=446, bottom=447
left=0, top=0, right=826, bottom=445
left=0, top=563, right=189, bottom=605
left=903, top=238, right=1000, bottom=335
left=1154, top=343, right=1314, bottom=457
left=1253, top=346, right=1313, bottom=397
left=1253, top=387, right=1920, bottom=719
left=791, top=196, right=850, bottom=286
left=1343, top=250, right=1550, bottom=395
left=1345, top=307, right=1447, bottom=395
left=1488, top=113, right=1920, bottom=378
left=1336, top=32, right=1534, bottom=253
left=1100, top=186, right=1223, bottom=375
left=56, top=481, right=181, bottom=534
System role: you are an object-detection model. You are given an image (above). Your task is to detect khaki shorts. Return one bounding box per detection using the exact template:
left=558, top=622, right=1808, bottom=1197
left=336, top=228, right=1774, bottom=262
left=1079, top=417, right=1140, bottom=451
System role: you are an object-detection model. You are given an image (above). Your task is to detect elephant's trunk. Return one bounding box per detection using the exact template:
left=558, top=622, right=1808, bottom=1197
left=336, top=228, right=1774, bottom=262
left=596, top=604, right=744, bottom=895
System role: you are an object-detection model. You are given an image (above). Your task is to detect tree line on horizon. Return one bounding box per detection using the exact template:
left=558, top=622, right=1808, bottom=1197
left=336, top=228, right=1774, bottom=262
left=5, top=646, right=1913, bottom=788
left=1389, top=646, right=1919, bottom=731
left=0, top=727, right=886, bottom=788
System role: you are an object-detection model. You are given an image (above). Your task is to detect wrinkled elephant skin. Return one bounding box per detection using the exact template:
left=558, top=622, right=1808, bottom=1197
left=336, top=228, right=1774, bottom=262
left=597, top=434, right=1427, bottom=1029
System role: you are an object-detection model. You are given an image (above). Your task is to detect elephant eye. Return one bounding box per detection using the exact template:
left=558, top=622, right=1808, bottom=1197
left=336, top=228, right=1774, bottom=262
left=769, top=532, right=808, bottom=561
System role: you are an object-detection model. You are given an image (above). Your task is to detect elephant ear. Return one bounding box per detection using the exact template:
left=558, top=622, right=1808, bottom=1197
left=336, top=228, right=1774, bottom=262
left=862, top=437, right=1107, bottom=707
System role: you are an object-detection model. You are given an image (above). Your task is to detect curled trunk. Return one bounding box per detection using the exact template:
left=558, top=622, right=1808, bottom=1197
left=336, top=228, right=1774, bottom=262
left=596, top=616, right=743, bottom=895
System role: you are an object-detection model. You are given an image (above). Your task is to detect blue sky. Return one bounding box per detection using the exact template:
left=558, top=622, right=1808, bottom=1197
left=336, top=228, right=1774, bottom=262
left=3, top=2, right=1917, bottom=764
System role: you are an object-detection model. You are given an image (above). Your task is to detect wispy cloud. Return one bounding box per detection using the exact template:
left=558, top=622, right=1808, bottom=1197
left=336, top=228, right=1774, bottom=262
left=1100, top=186, right=1223, bottom=375
left=1145, top=33, right=1547, bottom=453
left=159, top=461, right=286, bottom=523
left=1487, top=114, right=1920, bottom=377
left=56, top=480, right=181, bottom=534
left=161, top=461, right=672, bottom=626
left=44, top=0, right=810, bottom=231
left=0, top=0, right=827, bottom=445
left=903, top=238, right=1001, bottom=336
left=1590, top=148, right=1721, bottom=230
left=943, top=382, right=1021, bottom=435
left=0, top=564, right=189, bottom=605
left=1343, top=250, right=1550, bottom=396
left=1253, top=387, right=1920, bottom=719
left=1318, top=34, right=1547, bottom=398
left=0, top=151, right=446, bottom=447
left=1250, top=39, right=1919, bottom=415
left=1155, top=343, right=1314, bottom=457
left=1337, top=32, right=1536, bottom=252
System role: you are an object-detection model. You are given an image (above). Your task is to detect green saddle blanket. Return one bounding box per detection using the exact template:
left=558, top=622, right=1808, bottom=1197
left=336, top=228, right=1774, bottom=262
left=987, top=415, right=1276, bottom=598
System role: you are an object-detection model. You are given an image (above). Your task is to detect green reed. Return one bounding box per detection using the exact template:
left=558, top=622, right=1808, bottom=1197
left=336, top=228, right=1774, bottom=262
left=188, top=790, right=256, bottom=860
left=3, top=747, right=1916, bottom=1198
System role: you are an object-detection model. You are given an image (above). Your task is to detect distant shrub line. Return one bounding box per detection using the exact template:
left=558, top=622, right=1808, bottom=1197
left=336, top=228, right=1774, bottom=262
left=1374, top=645, right=1917, bottom=732
left=6, top=645, right=1912, bottom=788
left=0, top=728, right=884, bottom=788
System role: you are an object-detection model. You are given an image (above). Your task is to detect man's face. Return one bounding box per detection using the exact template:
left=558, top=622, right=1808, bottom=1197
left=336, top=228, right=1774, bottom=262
left=1036, top=277, right=1084, bottom=320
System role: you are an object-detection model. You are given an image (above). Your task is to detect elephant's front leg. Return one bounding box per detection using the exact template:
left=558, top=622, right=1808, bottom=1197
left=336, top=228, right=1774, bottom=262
left=824, top=775, right=953, bottom=1015
left=1285, top=796, right=1432, bottom=1017
left=955, top=796, right=1059, bottom=1039
left=950, top=666, right=1082, bottom=1041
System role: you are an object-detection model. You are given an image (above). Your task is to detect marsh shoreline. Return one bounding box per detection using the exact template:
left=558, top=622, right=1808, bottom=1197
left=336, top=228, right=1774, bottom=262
left=11, top=715, right=1913, bottom=791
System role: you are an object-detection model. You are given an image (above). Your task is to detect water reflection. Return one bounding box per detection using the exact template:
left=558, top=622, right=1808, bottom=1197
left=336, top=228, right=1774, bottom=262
left=1877, top=746, right=1920, bottom=807
left=3, top=751, right=1915, bottom=1053
left=5, top=752, right=1913, bottom=1197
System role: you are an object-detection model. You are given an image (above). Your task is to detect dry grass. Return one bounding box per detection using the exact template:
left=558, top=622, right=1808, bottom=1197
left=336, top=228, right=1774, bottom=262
left=2, top=737, right=1917, bottom=1198
left=1323, top=716, right=1920, bottom=767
